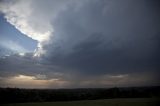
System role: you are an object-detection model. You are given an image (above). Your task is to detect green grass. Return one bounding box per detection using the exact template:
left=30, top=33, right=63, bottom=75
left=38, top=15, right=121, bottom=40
left=2, top=98, right=159, bottom=106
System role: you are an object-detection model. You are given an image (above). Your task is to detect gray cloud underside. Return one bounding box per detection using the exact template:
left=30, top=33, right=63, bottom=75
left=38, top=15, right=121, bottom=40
left=44, top=0, right=160, bottom=74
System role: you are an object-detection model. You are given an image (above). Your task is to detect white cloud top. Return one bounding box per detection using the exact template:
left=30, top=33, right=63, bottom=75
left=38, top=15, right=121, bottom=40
left=0, top=0, right=72, bottom=56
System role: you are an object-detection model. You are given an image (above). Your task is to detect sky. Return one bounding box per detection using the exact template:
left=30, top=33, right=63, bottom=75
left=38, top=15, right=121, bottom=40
left=0, top=0, right=160, bottom=88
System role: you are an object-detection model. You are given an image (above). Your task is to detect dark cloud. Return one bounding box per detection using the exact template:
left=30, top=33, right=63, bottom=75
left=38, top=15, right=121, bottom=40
left=0, top=54, right=58, bottom=78
left=42, top=0, right=160, bottom=75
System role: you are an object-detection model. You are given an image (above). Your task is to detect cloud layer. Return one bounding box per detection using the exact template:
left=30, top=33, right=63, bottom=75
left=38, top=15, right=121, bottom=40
left=0, top=0, right=160, bottom=88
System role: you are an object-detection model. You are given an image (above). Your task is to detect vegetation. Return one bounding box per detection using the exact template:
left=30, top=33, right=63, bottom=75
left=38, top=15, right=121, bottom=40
left=1, top=98, right=160, bottom=106
left=0, top=86, right=160, bottom=104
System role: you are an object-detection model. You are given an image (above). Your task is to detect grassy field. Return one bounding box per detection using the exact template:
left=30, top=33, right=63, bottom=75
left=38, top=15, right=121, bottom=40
left=2, top=98, right=159, bottom=106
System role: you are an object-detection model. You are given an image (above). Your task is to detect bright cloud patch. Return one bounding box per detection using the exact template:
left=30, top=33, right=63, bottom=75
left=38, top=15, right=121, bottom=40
left=0, top=74, right=69, bottom=88
left=0, top=0, right=55, bottom=56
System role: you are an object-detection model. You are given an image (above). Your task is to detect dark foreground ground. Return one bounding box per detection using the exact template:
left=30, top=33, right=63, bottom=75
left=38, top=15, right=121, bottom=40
left=2, top=98, right=160, bottom=106
left=0, top=86, right=160, bottom=106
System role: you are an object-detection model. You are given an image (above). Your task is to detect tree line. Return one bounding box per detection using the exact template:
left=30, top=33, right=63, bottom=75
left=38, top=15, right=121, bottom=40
left=0, top=86, right=160, bottom=104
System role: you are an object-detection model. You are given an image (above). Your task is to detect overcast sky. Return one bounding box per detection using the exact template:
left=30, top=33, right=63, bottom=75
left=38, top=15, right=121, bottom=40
left=0, top=0, right=160, bottom=88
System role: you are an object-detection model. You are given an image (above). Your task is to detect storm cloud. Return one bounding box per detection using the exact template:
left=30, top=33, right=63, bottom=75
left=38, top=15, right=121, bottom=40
left=0, top=0, right=160, bottom=88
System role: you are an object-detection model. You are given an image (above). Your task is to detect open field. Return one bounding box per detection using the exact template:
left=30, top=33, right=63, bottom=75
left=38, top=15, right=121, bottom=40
left=2, top=98, right=160, bottom=106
